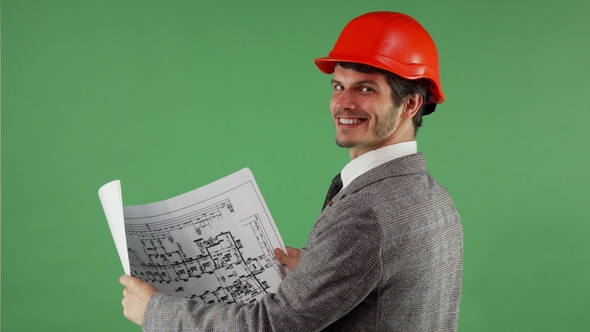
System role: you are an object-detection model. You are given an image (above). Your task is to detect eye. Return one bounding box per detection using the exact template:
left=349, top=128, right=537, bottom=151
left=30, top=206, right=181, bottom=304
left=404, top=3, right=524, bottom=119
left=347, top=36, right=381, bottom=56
left=359, top=86, right=374, bottom=93
left=332, top=83, right=344, bottom=91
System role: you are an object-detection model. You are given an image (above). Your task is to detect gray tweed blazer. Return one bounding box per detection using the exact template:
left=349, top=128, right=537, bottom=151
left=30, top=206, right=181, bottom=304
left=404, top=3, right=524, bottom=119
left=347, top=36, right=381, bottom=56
left=143, top=153, right=463, bottom=331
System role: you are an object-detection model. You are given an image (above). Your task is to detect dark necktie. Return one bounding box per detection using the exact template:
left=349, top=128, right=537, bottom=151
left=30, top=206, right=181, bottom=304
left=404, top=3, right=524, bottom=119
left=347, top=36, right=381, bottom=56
left=322, top=173, right=343, bottom=211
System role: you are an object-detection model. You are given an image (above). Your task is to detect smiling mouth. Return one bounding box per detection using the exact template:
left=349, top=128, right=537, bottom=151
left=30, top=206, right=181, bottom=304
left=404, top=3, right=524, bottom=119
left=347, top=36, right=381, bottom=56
left=338, top=118, right=367, bottom=125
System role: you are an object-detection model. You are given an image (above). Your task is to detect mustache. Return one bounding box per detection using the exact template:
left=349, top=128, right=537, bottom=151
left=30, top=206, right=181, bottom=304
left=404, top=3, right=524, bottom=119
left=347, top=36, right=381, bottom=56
left=333, top=110, right=370, bottom=119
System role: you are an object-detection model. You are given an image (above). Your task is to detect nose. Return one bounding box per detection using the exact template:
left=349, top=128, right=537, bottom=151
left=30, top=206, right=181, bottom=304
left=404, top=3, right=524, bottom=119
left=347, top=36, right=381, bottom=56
left=331, top=89, right=356, bottom=111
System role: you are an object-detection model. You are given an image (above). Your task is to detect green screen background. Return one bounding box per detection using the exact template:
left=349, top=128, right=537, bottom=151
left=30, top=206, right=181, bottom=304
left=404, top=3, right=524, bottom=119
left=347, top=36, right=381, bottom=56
left=2, top=0, right=589, bottom=330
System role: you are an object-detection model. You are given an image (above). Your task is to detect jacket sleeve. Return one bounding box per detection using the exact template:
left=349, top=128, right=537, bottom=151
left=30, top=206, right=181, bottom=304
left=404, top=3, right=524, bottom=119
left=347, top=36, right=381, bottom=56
left=142, top=199, right=382, bottom=332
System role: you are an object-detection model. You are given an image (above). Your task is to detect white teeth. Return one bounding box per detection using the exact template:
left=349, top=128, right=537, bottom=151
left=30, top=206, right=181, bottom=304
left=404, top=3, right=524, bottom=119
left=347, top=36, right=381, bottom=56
left=339, top=118, right=362, bottom=125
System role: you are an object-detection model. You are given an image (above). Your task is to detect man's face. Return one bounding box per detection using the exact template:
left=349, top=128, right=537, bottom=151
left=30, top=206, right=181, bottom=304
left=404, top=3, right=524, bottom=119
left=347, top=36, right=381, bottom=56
left=330, top=65, right=401, bottom=158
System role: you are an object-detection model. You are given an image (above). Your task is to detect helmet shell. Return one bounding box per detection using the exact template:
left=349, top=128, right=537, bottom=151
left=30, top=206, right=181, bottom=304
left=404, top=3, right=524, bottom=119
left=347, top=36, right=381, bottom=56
left=315, top=12, right=445, bottom=107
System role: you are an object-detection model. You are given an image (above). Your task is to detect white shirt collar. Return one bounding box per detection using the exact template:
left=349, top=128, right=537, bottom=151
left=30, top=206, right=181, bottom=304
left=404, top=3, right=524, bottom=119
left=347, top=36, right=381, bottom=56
left=340, top=141, right=417, bottom=188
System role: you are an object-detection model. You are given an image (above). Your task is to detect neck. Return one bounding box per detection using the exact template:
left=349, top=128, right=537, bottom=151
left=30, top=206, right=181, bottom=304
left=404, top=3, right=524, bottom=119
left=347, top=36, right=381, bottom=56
left=348, top=121, right=415, bottom=159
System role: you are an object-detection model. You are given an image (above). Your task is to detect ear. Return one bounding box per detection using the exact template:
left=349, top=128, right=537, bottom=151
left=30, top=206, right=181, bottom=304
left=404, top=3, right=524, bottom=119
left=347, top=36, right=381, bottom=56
left=400, top=94, right=423, bottom=120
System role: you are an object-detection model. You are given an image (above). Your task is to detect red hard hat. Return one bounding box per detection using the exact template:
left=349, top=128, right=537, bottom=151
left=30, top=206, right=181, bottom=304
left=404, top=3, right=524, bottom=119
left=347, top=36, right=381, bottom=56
left=315, top=12, right=444, bottom=111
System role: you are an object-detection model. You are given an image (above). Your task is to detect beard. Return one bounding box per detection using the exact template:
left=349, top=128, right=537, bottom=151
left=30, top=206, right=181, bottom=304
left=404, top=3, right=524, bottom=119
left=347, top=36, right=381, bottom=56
left=335, top=105, right=399, bottom=149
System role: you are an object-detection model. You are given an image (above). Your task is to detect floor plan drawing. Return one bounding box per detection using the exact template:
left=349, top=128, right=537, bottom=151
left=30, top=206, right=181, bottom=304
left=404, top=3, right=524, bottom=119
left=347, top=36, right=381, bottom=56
left=99, top=168, right=286, bottom=304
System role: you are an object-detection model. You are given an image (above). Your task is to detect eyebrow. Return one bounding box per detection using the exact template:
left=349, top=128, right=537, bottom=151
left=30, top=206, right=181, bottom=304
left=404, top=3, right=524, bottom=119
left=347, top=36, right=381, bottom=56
left=331, top=79, right=380, bottom=86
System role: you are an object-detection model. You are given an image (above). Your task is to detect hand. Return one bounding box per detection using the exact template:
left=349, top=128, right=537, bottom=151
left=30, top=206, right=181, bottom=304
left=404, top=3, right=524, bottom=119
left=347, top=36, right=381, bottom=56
left=119, top=275, right=159, bottom=326
left=273, top=246, right=301, bottom=271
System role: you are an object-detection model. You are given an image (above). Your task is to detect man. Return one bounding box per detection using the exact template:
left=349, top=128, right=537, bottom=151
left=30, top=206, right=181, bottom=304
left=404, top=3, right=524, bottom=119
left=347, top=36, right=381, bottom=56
left=120, top=11, right=463, bottom=331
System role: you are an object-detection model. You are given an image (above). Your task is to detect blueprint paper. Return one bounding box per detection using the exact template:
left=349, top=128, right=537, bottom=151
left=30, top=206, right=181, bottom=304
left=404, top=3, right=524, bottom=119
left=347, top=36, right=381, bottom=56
left=99, top=168, right=286, bottom=305
left=98, top=180, right=131, bottom=276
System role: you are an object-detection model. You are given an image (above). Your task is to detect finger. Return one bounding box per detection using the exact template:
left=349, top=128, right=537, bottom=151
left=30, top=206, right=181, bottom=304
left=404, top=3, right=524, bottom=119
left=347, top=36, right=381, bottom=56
left=273, top=248, right=293, bottom=264
left=275, top=250, right=297, bottom=267
left=119, top=274, right=133, bottom=286
left=273, top=248, right=286, bottom=261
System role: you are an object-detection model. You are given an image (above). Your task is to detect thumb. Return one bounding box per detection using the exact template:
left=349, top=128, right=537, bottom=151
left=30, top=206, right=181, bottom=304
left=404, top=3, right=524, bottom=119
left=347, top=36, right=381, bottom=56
left=274, top=248, right=291, bottom=264
left=274, top=247, right=300, bottom=271
left=285, top=246, right=300, bottom=258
